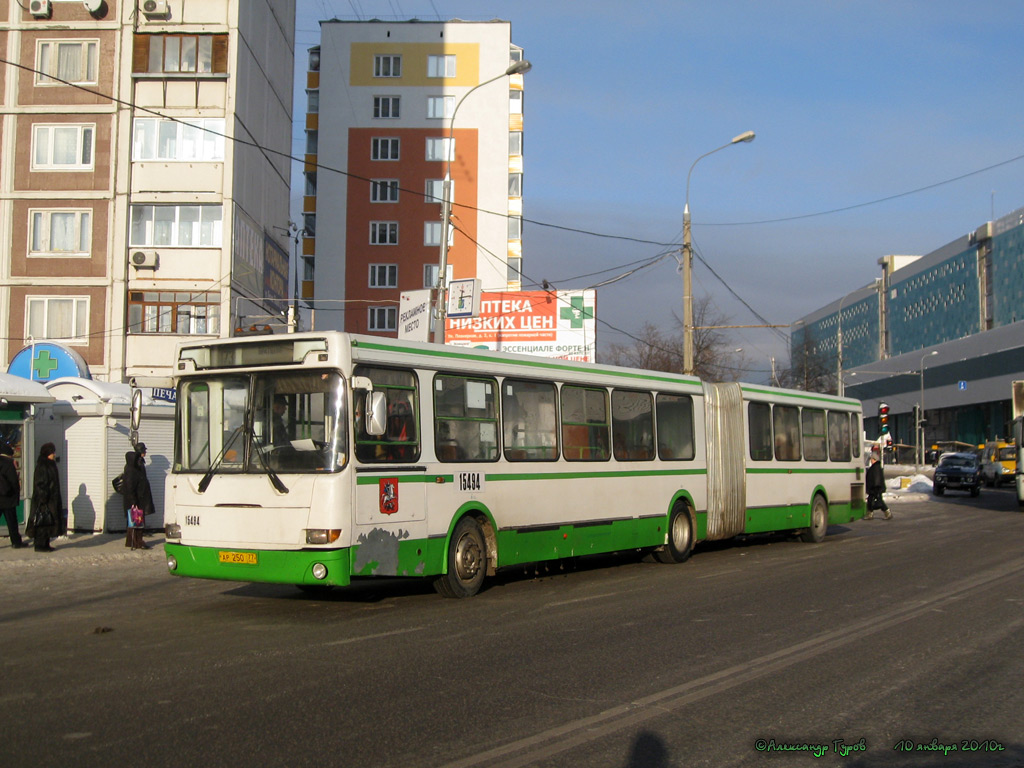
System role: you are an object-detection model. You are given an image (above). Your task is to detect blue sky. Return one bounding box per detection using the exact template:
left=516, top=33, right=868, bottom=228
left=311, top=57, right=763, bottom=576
left=293, top=1, right=1024, bottom=379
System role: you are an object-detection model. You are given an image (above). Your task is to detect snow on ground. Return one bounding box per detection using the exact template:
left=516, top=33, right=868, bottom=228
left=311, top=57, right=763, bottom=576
left=883, top=464, right=934, bottom=502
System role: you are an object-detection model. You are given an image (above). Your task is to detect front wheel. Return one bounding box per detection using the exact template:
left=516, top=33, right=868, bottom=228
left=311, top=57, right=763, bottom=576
left=801, top=494, right=828, bottom=543
left=434, top=517, right=487, bottom=598
left=654, top=503, right=694, bottom=564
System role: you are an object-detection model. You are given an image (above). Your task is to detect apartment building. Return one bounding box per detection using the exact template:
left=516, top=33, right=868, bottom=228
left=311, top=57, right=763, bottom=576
left=305, top=19, right=525, bottom=335
left=0, top=0, right=294, bottom=381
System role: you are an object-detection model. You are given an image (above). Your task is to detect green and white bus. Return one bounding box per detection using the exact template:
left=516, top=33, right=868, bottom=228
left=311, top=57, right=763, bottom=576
left=163, top=332, right=865, bottom=597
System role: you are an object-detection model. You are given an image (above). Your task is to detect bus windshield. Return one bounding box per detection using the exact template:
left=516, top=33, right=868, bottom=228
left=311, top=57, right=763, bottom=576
left=175, top=370, right=346, bottom=474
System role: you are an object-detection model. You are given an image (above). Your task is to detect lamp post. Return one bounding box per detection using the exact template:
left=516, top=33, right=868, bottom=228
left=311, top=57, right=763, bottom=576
left=680, top=130, right=755, bottom=375
left=433, top=59, right=533, bottom=344
left=918, top=350, right=938, bottom=470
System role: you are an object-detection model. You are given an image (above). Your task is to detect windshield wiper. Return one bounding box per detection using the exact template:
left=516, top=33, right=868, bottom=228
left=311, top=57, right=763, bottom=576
left=197, top=422, right=245, bottom=493
left=248, top=430, right=289, bottom=494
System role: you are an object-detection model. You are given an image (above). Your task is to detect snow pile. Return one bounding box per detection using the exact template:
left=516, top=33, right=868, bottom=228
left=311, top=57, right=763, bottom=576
left=885, top=473, right=933, bottom=502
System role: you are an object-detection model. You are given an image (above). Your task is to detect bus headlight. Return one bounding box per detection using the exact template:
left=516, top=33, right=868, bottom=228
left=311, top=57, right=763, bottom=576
left=165, top=523, right=182, bottom=539
left=167, top=556, right=178, bottom=571
left=305, top=529, right=341, bottom=545
left=311, top=562, right=328, bottom=580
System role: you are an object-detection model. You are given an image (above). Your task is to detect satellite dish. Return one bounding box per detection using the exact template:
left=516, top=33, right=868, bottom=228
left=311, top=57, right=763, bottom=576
left=83, top=0, right=103, bottom=13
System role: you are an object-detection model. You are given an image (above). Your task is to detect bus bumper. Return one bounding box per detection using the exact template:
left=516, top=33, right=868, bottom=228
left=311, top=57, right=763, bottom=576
left=164, top=543, right=352, bottom=587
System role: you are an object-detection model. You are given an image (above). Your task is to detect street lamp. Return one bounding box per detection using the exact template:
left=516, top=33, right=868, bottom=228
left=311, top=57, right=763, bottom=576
left=433, top=59, right=533, bottom=344
left=680, top=130, right=755, bottom=375
left=918, top=350, right=938, bottom=470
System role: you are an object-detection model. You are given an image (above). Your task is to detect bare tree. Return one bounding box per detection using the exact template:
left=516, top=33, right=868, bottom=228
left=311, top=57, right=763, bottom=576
left=605, top=297, right=746, bottom=381
left=777, top=328, right=836, bottom=393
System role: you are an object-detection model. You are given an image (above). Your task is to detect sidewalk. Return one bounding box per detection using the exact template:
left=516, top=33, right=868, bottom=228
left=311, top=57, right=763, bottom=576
left=0, top=531, right=166, bottom=569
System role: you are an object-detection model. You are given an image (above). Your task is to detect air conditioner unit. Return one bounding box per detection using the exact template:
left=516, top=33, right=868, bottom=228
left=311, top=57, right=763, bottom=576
left=141, top=0, right=169, bottom=18
left=29, top=0, right=52, bottom=17
left=131, top=250, right=158, bottom=269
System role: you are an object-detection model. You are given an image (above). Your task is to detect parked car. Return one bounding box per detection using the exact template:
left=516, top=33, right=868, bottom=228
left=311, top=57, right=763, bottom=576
left=933, top=452, right=981, bottom=497
left=979, top=441, right=1017, bottom=487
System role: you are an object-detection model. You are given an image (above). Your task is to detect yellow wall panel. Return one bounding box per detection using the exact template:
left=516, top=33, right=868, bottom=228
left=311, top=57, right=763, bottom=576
left=350, top=43, right=480, bottom=86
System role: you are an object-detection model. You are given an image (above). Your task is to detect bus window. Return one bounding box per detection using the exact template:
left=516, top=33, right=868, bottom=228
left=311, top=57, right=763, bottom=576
left=561, top=385, right=609, bottom=461
left=851, top=413, right=861, bottom=458
left=434, top=375, right=498, bottom=462
left=502, top=379, right=557, bottom=461
left=773, top=405, right=801, bottom=461
left=748, top=402, right=772, bottom=461
left=802, top=408, right=827, bottom=461
left=656, top=393, right=695, bottom=461
left=828, top=411, right=851, bottom=462
left=612, top=390, right=654, bottom=461
left=353, top=366, right=420, bottom=463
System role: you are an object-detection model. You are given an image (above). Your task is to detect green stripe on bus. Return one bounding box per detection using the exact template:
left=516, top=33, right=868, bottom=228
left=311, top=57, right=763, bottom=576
left=740, top=384, right=860, bottom=406
left=746, top=467, right=861, bottom=475
left=356, top=468, right=708, bottom=485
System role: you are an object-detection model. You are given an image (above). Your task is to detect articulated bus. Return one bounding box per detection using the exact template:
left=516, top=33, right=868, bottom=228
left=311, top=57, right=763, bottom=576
left=163, top=332, right=865, bottom=597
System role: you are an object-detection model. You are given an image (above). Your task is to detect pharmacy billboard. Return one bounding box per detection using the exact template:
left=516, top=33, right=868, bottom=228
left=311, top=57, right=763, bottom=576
left=445, top=290, right=596, bottom=362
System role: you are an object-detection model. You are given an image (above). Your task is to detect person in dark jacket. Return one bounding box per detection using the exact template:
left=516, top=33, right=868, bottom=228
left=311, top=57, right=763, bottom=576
left=26, top=442, right=62, bottom=552
left=0, top=442, right=25, bottom=548
left=865, top=450, right=892, bottom=520
left=122, top=443, right=154, bottom=550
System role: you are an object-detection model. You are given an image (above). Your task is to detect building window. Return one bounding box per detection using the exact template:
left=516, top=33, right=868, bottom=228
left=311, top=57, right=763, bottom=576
left=369, top=264, right=398, bottom=288
left=508, top=173, right=522, bottom=197
left=424, top=263, right=452, bottom=289
left=373, top=96, right=400, bottom=119
left=370, top=222, right=398, bottom=245
left=303, top=214, right=316, bottom=236
left=425, top=179, right=450, bottom=204
left=370, top=179, right=399, bottom=203
left=427, top=96, right=454, bottom=119
left=510, top=90, right=523, bottom=115
left=306, top=90, right=319, bottom=113
left=304, top=172, right=317, bottom=196
left=368, top=306, right=397, bottom=332
left=425, top=137, right=454, bottom=162
left=305, top=131, right=318, bottom=154
left=427, top=54, right=456, bottom=78
left=132, top=34, right=228, bottom=75
left=508, top=216, right=522, bottom=240
left=26, top=296, right=89, bottom=345
left=31, top=124, right=94, bottom=170
left=36, top=40, right=98, bottom=85
left=130, top=205, right=223, bottom=247
left=132, top=118, right=225, bottom=161
left=128, top=291, right=220, bottom=335
left=372, top=137, right=400, bottom=160
left=29, top=210, right=91, bottom=257
left=374, top=55, right=401, bottom=78
left=509, top=131, right=523, bottom=155
left=507, top=257, right=522, bottom=283
left=423, top=221, right=452, bottom=247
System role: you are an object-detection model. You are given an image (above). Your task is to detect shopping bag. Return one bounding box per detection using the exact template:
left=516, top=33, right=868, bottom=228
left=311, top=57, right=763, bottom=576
left=128, top=505, right=145, bottom=528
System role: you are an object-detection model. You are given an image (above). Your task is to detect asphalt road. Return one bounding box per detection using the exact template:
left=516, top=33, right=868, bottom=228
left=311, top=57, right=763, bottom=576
left=2, top=487, right=1023, bottom=768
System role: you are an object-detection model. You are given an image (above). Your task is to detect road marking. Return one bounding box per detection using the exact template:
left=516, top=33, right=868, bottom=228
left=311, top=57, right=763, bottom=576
left=439, top=556, right=1024, bottom=768
left=322, top=626, right=424, bottom=646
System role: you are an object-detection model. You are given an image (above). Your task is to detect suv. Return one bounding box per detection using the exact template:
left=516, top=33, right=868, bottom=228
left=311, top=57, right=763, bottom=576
left=980, top=441, right=1017, bottom=487
left=933, top=452, right=981, bottom=497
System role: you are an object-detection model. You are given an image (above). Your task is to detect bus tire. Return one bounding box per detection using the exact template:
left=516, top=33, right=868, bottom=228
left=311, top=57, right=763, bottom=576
left=434, top=517, right=487, bottom=598
left=654, top=504, right=693, bottom=564
left=801, top=494, right=828, bottom=543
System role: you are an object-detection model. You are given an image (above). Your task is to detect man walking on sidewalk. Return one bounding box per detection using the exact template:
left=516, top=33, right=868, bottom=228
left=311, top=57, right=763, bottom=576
left=865, top=450, right=892, bottom=520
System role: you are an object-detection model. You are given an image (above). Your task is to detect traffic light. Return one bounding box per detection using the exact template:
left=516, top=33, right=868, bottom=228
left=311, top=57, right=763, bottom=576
left=879, top=402, right=890, bottom=435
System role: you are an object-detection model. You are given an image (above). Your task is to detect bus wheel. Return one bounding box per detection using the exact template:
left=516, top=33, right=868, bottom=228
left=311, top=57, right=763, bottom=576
left=434, top=517, right=487, bottom=598
left=654, top=504, right=693, bottom=564
left=801, top=494, right=828, bottom=543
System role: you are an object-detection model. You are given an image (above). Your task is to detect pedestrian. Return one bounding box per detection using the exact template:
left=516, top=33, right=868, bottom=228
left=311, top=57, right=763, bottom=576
left=26, top=442, right=62, bottom=552
left=122, top=443, right=154, bottom=550
left=0, top=442, right=26, bottom=549
left=865, top=450, right=892, bottom=520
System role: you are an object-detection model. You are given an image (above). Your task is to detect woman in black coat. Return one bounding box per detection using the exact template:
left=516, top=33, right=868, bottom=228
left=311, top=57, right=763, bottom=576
left=26, top=442, right=62, bottom=552
left=122, top=443, right=154, bottom=550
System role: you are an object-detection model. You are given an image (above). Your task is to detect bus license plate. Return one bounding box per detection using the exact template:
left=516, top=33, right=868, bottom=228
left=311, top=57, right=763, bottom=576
left=218, top=551, right=258, bottom=565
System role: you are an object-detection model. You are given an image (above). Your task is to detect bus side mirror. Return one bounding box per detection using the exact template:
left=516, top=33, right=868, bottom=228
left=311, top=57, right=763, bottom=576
left=366, top=391, right=387, bottom=436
